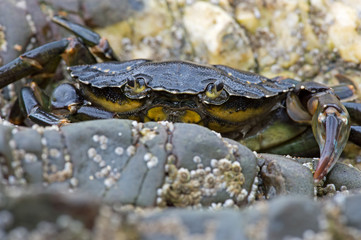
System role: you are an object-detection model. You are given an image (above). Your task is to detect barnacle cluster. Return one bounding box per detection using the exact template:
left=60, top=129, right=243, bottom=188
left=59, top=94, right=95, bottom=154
left=157, top=155, right=246, bottom=207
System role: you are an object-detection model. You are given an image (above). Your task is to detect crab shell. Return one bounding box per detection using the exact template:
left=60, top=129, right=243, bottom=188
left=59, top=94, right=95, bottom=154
left=69, top=60, right=296, bottom=135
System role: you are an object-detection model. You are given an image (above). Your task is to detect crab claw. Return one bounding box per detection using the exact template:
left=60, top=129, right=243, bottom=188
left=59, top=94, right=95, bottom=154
left=311, top=93, right=350, bottom=182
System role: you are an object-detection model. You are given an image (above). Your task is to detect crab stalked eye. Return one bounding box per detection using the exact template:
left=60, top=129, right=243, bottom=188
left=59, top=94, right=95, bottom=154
left=206, top=81, right=224, bottom=99
left=124, top=76, right=150, bottom=100
left=200, top=80, right=229, bottom=105
left=127, top=77, right=146, bottom=93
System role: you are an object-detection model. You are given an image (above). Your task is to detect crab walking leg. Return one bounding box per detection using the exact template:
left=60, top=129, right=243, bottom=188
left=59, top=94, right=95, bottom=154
left=20, top=85, right=69, bottom=126
left=0, top=37, right=99, bottom=89
left=0, top=40, right=68, bottom=88
left=52, top=16, right=118, bottom=61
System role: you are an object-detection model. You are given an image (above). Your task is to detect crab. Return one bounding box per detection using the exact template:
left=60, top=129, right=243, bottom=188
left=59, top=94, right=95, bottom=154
left=0, top=16, right=360, bottom=182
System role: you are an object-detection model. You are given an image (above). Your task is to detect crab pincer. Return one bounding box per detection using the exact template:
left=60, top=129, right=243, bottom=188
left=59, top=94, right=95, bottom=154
left=286, top=82, right=350, bottom=181
left=311, top=92, right=350, bottom=181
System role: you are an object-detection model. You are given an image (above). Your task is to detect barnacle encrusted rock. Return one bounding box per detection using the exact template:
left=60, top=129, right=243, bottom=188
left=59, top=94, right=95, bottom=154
left=0, top=119, right=259, bottom=207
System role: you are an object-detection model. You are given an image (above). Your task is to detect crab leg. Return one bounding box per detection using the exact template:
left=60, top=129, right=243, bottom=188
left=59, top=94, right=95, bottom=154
left=311, top=96, right=350, bottom=181
left=286, top=82, right=350, bottom=181
left=0, top=39, right=68, bottom=88
left=19, top=85, right=69, bottom=126
left=52, top=16, right=118, bottom=61
left=0, top=37, right=99, bottom=89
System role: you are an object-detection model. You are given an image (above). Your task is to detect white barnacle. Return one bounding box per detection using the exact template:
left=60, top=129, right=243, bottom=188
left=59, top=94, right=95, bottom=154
left=104, top=177, right=116, bottom=188
left=93, top=154, right=102, bottom=163
left=99, top=160, right=106, bottom=167
left=164, top=164, right=170, bottom=173
left=223, top=199, right=235, bottom=208
left=11, top=128, right=18, bottom=135
left=140, top=128, right=157, bottom=143
left=99, top=135, right=108, bottom=144
left=126, top=145, right=136, bottom=156
left=204, top=173, right=216, bottom=188
left=177, top=168, right=190, bottom=183
left=157, top=188, right=163, bottom=196
left=210, top=159, right=218, bottom=168
left=131, top=128, right=138, bottom=137
left=196, top=168, right=205, bottom=177
left=131, top=121, right=138, bottom=127
left=193, top=155, right=202, bottom=164
left=41, top=153, right=48, bottom=160
left=247, top=177, right=259, bottom=203
left=87, top=148, right=97, bottom=159
left=114, top=147, right=124, bottom=156
left=218, top=158, right=232, bottom=171
left=190, top=170, right=197, bottom=178
left=144, top=153, right=152, bottom=161
left=231, top=161, right=242, bottom=173
left=167, top=155, right=176, bottom=163
left=156, top=197, right=164, bottom=205
left=92, top=135, right=99, bottom=142
left=165, top=143, right=173, bottom=152
left=236, top=189, right=248, bottom=202
left=24, top=153, right=38, bottom=163
left=147, top=156, right=159, bottom=169
left=100, top=166, right=111, bottom=176
left=69, top=177, right=79, bottom=188
left=49, top=148, right=61, bottom=158
left=212, top=168, right=221, bottom=176
left=167, top=122, right=175, bottom=132
left=9, top=140, right=16, bottom=149
left=41, top=137, right=47, bottom=146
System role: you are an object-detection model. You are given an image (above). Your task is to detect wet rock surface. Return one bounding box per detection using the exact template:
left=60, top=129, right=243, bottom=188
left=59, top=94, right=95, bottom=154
left=0, top=119, right=361, bottom=239
left=1, top=189, right=361, bottom=239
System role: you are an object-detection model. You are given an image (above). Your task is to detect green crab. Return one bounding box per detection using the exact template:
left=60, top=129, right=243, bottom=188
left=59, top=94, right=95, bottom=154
left=0, top=16, right=360, bottom=182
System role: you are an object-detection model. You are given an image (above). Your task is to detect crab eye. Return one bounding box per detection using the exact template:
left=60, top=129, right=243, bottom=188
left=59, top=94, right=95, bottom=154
left=127, top=77, right=146, bottom=93
left=206, top=81, right=224, bottom=99
left=200, top=80, right=229, bottom=105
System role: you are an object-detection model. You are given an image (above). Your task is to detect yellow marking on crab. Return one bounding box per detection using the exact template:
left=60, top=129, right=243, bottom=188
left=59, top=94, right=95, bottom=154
left=126, top=66, right=132, bottom=71
left=181, top=110, right=202, bottom=123
left=83, top=88, right=144, bottom=113
left=146, top=107, right=167, bottom=121
left=103, top=69, right=110, bottom=72
left=205, top=105, right=269, bottom=123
